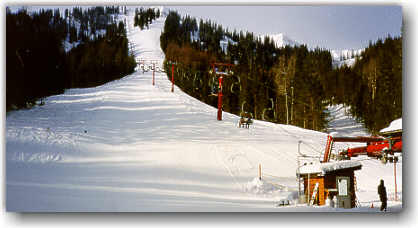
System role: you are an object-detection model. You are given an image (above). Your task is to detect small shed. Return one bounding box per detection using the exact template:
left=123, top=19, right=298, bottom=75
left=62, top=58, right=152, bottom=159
left=297, top=160, right=362, bottom=208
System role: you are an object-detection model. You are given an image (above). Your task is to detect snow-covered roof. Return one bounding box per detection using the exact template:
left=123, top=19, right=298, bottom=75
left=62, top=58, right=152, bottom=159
left=297, top=160, right=362, bottom=175
left=380, top=118, right=402, bottom=134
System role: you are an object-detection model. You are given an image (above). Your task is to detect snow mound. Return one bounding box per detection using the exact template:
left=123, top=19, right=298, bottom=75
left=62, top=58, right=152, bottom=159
left=245, top=177, right=286, bottom=195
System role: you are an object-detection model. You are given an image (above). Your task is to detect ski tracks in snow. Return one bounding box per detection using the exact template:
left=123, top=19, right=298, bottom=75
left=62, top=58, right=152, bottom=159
left=6, top=126, right=80, bottom=163
left=213, top=144, right=252, bottom=192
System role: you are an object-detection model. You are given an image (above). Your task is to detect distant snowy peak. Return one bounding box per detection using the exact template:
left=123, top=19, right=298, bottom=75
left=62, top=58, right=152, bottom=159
left=259, top=33, right=300, bottom=48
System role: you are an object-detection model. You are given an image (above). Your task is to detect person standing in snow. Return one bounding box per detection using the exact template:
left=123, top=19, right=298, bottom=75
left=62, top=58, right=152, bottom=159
left=378, top=179, right=387, bottom=211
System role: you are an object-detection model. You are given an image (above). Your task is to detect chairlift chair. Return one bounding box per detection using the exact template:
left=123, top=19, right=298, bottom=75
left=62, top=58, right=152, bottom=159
left=210, top=84, right=219, bottom=96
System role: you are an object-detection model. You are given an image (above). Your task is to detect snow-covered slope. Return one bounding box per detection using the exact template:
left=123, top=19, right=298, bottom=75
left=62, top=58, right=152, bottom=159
left=259, top=33, right=299, bottom=48
left=326, top=105, right=402, bottom=207
left=331, top=49, right=363, bottom=61
left=331, top=49, right=364, bottom=68
left=6, top=10, right=401, bottom=212
left=258, top=34, right=362, bottom=68
left=326, top=104, right=369, bottom=137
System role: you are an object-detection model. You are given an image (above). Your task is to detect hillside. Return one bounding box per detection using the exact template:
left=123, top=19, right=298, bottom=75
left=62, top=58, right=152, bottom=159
left=6, top=9, right=401, bottom=212
left=259, top=33, right=300, bottom=48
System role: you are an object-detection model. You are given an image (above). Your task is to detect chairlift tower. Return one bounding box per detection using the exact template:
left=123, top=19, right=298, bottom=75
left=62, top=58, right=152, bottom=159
left=139, top=59, right=161, bottom=86
left=168, top=62, right=176, bottom=92
left=210, top=62, right=236, bottom=121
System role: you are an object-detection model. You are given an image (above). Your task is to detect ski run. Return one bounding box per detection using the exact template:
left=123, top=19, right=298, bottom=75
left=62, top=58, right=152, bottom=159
left=6, top=9, right=402, bottom=212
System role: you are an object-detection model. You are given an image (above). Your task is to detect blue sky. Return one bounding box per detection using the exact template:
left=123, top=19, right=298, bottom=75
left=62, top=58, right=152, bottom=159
left=4, top=3, right=403, bottom=50
left=171, top=5, right=402, bottom=50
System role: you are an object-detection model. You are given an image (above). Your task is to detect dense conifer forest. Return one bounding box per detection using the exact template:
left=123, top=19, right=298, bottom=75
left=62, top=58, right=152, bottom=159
left=6, top=6, right=136, bottom=111
left=160, top=11, right=402, bottom=133
left=6, top=8, right=401, bottom=134
left=329, top=36, right=402, bottom=133
left=134, top=7, right=160, bottom=29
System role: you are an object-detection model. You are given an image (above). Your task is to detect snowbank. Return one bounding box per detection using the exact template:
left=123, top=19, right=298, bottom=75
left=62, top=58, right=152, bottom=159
left=245, top=177, right=286, bottom=195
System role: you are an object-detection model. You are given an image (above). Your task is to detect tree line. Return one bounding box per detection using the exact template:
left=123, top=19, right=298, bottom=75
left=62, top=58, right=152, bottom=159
left=327, top=37, right=402, bottom=133
left=160, top=11, right=402, bottom=133
left=6, top=7, right=136, bottom=111
left=160, top=11, right=332, bottom=131
left=134, top=7, right=160, bottom=30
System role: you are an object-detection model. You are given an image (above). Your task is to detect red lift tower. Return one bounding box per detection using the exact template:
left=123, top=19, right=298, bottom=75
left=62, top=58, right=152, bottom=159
left=138, top=59, right=161, bottom=86
left=210, top=62, right=235, bottom=121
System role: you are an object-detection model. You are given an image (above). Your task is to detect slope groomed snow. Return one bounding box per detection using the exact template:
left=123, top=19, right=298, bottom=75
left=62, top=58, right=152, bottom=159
left=6, top=9, right=402, bottom=212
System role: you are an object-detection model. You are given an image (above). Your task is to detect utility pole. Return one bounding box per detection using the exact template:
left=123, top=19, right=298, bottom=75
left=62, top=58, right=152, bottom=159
left=285, top=91, right=289, bottom=124
left=152, top=62, right=155, bottom=86
left=297, top=140, right=302, bottom=202
left=171, top=64, right=175, bottom=92
left=394, top=156, right=398, bottom=201
left=280, top=72, right=289, bottom=125
left=291, top=86, right=294, bottom=124
left=307, top=173, right=310, bottom=205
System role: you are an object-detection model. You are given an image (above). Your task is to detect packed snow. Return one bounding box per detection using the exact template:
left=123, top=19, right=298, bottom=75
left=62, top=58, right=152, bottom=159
left=5, top=9, right=402, bottom=212
left=326, top=104, right=370, bottom=137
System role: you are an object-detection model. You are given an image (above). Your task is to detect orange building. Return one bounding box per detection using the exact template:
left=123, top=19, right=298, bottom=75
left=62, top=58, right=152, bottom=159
left=297, top=160, right=362, bottom=208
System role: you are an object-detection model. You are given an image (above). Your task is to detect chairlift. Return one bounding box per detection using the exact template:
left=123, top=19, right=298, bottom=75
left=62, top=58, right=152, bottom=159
left=210, top=83, right=219, bottom=96
left=230, top=76, right=241, bottom=93
left=230, top=82, right=237, bottom=93
left=244, top=112, right=254, bottom=118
